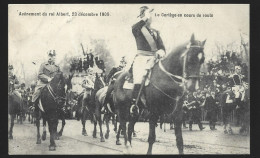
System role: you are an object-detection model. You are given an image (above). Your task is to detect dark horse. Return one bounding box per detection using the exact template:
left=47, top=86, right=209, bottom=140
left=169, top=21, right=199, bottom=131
left=113, top=34, right=206, bottom=154
left=8, top=92, right=24, bottom=139
left=77, top=73, right=105, bottom=141
left=34, top=72, right=67, bottom=151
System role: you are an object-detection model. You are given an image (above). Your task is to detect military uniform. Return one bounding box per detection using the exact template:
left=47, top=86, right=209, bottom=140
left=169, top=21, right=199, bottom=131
left=32, top=61, right=60, bottom=102
left=132, top=19, right=165, bottom=84
left=187, top=93, right=204, bottom=130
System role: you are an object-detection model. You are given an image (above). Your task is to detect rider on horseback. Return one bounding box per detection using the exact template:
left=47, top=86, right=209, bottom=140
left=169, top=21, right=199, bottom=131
left=8, top=65, right=20, bottom=97
left=81, top=67, right=95, bottom=109
left=31, top=50, right=60, bottom=109
left=131, top=6, right=166, bottom=109
left=101, top=56, right=127, bottom=113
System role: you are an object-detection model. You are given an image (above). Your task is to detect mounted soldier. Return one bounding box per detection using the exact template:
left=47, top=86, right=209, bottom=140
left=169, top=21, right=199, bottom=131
left=102, top=56, right=128, bottom=113
left=81, top=67, right=96, bottom=109
left=131, top=6, right=166, bottom=109
left=31, top=50, right=60, bottom=109
left=8, top=65, right=20, bottom=97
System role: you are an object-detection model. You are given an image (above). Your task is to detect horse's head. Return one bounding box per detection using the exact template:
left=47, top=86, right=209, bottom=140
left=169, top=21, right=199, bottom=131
left=183, top=34, right=206, bottom=91
left=51, top=72, right=66, bottom=99
left=163, top=34, right=206, bottom=92
left=94, top=73, right=105, bottom=90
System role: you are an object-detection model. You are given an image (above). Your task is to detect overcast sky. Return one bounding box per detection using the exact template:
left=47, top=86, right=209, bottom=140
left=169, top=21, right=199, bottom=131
left=9, top=4, right=249, bottom=83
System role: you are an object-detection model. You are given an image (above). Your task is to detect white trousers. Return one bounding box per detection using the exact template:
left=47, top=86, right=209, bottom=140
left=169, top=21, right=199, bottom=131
left=132, top=55, right=155, bottom=84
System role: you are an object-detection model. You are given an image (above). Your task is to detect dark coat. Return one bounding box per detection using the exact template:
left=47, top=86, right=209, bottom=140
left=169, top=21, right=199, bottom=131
left=204, top=96, right=218, bottom=122
left=132, top=20, right=165, bottom=52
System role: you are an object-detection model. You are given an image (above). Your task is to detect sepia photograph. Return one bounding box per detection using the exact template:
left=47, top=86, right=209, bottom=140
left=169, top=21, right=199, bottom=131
left=8, top=4, right=249, bottom=155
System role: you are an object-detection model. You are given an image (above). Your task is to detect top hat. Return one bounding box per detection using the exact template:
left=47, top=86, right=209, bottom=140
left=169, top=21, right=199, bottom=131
left=137, top=6, right=154, bottom=18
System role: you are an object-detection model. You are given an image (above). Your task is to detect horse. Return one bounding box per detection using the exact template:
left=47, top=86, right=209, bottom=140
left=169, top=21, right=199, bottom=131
left=34, top=72, right=67, bottom=151
left=113, top=34, right=206, bottom=154
left=8, top=92, right=24, bottom=139
left=77, top=73, right=105, bottom=140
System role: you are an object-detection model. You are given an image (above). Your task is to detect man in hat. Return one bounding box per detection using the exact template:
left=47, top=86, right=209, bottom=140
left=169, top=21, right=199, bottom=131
left=31, top=50, right=60, bottom=109
left=131, top=6, right=166, bottom=109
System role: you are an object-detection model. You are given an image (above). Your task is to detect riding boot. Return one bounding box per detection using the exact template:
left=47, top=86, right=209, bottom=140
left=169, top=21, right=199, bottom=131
left=132, top=84, right=141, bottom=106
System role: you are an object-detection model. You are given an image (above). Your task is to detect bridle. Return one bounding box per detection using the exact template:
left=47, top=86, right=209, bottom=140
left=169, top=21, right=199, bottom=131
left=47, top=79, right=66, bottom=104
left=151, top=43, right=204, bottom=101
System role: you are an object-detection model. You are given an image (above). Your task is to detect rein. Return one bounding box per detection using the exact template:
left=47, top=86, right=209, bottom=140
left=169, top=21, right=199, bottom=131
left=151, top=44, right=203, bottom=101
left=47, top=81, right=66, bottom=103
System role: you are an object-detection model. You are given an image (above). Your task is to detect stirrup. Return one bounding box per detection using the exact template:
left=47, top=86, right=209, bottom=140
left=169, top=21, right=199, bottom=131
left=130, top=104, right=139, bottom=116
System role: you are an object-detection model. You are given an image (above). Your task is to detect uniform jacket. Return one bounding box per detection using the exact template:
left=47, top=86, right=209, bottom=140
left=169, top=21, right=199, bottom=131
left=132, top=20, right=165, bottom=52
left=82, top=75, right=95, bottom=90
left=8, top=72, right=19, bottom=93
left=38, top=62, right=60, bottom=84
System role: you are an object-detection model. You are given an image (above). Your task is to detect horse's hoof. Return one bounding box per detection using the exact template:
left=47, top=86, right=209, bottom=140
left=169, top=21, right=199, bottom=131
left=105, top=133, right=109, bottom=139
left=8, top=135, right=13, bottom=139
left=100, top=137, right=105, bottom=142
left=82, top=131, right=87, bottom=136
left=93, top=135, right=97, bottom=138
left=116, top=140, right=121, bottom=145
left=42, top=132, right=46, bottom=141
left=55, top=136, right=60, bottom=140
left=133, top=133, right=137, bottom=137
left=224, top=130, right=228, bottom=134
left=49, top=145, right=56, bottom=151
left=36, top=139, right=41, bottom=144
left=58, top=132, right=63, bottom=137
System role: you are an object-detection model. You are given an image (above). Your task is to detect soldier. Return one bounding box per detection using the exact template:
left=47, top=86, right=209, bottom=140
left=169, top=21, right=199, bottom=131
left=187, top=92, right=205, bottom=131
left=81, top=68, right=95, bottom=109
left=131, top=6, right=166, bottom=108
left=8, top=65, right=20, bottom=96
left=31, top=50, right=60, bottom=109
left=204, top=91, right=219, bottom=130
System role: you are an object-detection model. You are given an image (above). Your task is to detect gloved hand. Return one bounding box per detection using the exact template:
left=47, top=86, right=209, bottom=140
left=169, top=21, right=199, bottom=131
left=156, top=49, right=166, bottom=59
left=29, top=105, right=35, bottom=111
left=141, top=9, right=151, bottom=22
left=47, top=77, right=53, bottom=82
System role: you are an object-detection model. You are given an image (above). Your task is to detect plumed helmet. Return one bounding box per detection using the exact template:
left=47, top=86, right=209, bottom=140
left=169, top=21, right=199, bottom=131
left=87, top=67, right=94, bottom=75
left=47, top=50, right=56, bottom=57
left=8, top=65, right=13, bottom=70
left=137, top=6, right=154, bottom=18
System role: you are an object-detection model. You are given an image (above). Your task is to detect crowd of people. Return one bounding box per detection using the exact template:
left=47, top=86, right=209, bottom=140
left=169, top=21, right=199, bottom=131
left=180, top=50, right=249, bottom=134
left=69, top=52, right=106, bottom=73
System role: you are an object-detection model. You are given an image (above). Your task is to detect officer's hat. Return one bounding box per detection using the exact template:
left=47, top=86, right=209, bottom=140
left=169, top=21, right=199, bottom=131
left=137, top=6, right=154, bottom=18
left=235, top=65, right=241, bottom=70
left=8, top=65, right=13, bottom=70
left=47, top=50, right=56, bottom=57
left=87, top=68, right=94, bottom=75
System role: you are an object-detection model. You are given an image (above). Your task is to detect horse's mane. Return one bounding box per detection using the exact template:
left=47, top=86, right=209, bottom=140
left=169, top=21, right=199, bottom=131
left=164, top=41, right=190, bottom=59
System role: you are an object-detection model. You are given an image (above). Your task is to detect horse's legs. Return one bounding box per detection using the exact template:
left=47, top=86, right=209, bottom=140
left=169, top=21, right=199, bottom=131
left=104, top=113, right=110, bottom=139
left=116, top=124, right=122, bottom=145
left=98, top=113, right=105, bottom=142
left=8, top=114, right=15, bottom=139
left=47, top=118, right=56, bottom=151
left=35, top=109, right=41, bottom=144
left=128, top=116, right=138, bottom=146
left=114, top=115, right=118, bottom=133
left=93, top=114, right=97, bottom=138
left=58, top=117, right=65, bottom=137
left=147, top=113, right=158, bottom=155
left=42, top=117, right=47, bottom=141
left=174, top=119, right=184, bottom=154
left=81, top=107, right=87, bottom=136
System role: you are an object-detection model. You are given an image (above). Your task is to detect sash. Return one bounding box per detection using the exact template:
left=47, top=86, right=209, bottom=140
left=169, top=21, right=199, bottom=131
left=141, top=27, right=158, bottom=52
